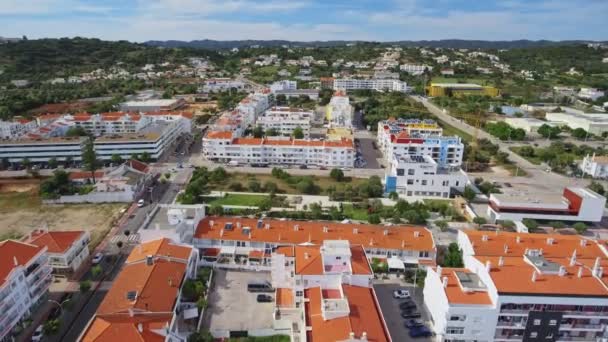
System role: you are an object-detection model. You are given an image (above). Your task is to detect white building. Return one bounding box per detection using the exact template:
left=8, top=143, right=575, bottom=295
left=0, top=240, right=52, bottom=341
left=581, top=154, right=608, bottom=179
left=201, top=78, right=246, bottom=92
left=578, top=88, right=605, bottom=101
left=256, top=107, right=312, bottom=137
left=0, top=119, right=37, bottom=139
left=326, top=92, right=353, bottom=128
left=377, top=119, right=464, bottom=167
left=487, top=186, right=606, bottom=223
left=333, top=78, right=409, bottom=93
left=25, top=229, right=90, bottom=274
left=274, top=89, right=319, bottom=100
left=385, top=155, right=468, bottom=199
left=400, top=64, right=432, bottom=75
left=504, top=117, right=558, bottom=134
left=545, top=110, right=608, bottom=135
left=269, top=80, right=297, bottom=93
left=423, top=230, right=608, bottom=342
left=202, top=135, right=355, bottom=168
left=119, top=98, right=186, bottom=112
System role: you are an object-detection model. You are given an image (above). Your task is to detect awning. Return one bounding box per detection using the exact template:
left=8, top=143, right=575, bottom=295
left=183, top=307, right=199, bottom=320
left=387, top=257, right=405, bottom=270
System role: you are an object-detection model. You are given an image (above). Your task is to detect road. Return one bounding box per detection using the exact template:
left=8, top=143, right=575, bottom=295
left=410, top=95, right=584, bottom=187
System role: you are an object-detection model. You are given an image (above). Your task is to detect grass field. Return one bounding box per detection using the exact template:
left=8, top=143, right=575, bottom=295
left=341, top=204, right=369, bottom=221
left=202, top=194, right=269, bottom=207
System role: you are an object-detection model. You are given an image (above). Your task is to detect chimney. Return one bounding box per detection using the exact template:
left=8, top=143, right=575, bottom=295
left=578, top=267, right=584, bottom=278
left=137, top=323, right=143, bottom=333
left=546, top=237, right=554, bottom=245
left=437, top=266, right=442, bottom=276
left=482, top=234, right=488, bottom=242
left=353, top=228, right=358, bottom=234
left=361, top=332, right=368, bottom=341
left=349, top=332, right=355, bottom=339
left=485, top=260, right=492, bottom=272
left=146, top=255, right=153, bottom=266
left=168, top=277, right=173, bottom=287
left=369, top=238, right=374, bottom=246
left=210, top=219, right=214, bottom=227
left=294, top=224, right=299, bottom=231
left=236, top=222, right=241, bottom=229
left=304, top=253, right=309, bottom=260
left=414, top=231, right=420, bottom=238
left=532, top=271, right=538, bottom=282
left=504, top=244, right=509, bottom=254
left=516, top=236, right=521, bottom=243
left=558, top=266, right=566, bottom=277
left=442, top=276, right=448, bottom=288
left=580, top=239, right=588, bottom=247
left=220, top=229, right=224, bottom=237
left=498, top=256, right=504, bottom=267
left=401, top=240, right=405, bottom=248
left=383, top=230, right=388, bottom=236
left=265, top=223, right=270, bottom=230
left=570, top=250, right=577, bottom=267
left=13, top=256, right=18, bottom=266
left=128, top=308, right=134, bottom=317
left=323, top=226, right=328, bottom=233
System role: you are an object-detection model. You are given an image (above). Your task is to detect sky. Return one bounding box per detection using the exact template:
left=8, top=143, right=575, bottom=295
left=1, top=0, right=607, bottom=42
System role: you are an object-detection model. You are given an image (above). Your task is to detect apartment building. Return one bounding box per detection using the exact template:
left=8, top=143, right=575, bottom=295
left=202, top=135, right=355, bottom=168
left=269, top=80, right=297, bottom=92
left=377, top=120, right=464, bottom=167
left=119, top=98, right=186, bottom=112
left=274, top=89, right=319, bottom=100
left=201, top=78, right=246, bottom=92
left=194, top=216, right=436, bottom=268
left=487, top=187, right=606, bottom=223
left=0, top=119, right=37, bottom=139
left=385, top=155, right=468, bottom=199
left=326, top=92, right=353, bottom=128
left=79, top=238, right=199, bottom=342
left=68, top=112, right=149, bottom=135
left=400, top=64, right=433, bottom=75
left=580, top=154, right=608, bottom=179
left=0, top=240, right=52, bottom=341
left=333, top=78, right=409, bottom=93
left=256, top=107, right=312, bottom=137
left=423, top=230, right=608, bottom=342
left=426, top=83, right=500, bottom=97
left=271, top=241, right=391, bottom=342
left=24, top=230, right=90, bottom=274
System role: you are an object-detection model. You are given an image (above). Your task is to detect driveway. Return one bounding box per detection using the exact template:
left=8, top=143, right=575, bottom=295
left=373, top=283, right=434, bottom=342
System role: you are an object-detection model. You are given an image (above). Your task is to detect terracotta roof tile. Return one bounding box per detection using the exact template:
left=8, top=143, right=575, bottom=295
left=26, top=230, right=86, bottom=254
left=126, top=238, right=192, bottom=264
left=439, top=268, right=493, bottom=305
left=0, top=240, right=44, bottom=287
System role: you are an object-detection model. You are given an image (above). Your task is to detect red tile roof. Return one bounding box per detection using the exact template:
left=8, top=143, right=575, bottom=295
left=26, top=230, right=86, bottom=254
left=81, top=313, right=171, bottom=342
left=0, top=240, right=44, bottom=286
left=126, top=238, right=192, bottom=264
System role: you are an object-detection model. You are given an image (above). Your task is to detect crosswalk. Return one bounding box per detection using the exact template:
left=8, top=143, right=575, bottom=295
left=109, top=233, right=140, bottom=244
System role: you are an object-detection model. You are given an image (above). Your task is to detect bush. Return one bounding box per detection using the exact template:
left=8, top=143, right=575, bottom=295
left=329, top=168, right=345, bottom=182
left=522, top=218, right=539, bottom=230
left=473, top=217, right=487, bottom=226
left=548, top=221, right=565, bottom=229
left=435, top=220, right=449, bottom=231
left=371, top=258, right=388, bottom=273
left=248, top=180, right=262, bottom=192
left=80, top=280, right=92, bottom=293
left=228, top=182, right=243, bottom=191
left=368, top=213, right=381, bottom=224
left=43, top=319, right=61, bottom=336
left=573, top=222, right=587, bottom=234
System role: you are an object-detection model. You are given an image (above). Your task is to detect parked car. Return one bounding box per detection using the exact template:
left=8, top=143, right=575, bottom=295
left=92, top=252, right=104, bottom=264
left=401, top=311, right=422, bottom=319
left=31, top=324, right=43, bottom=342
left=137, top=199, right=145, bottom=207
left=404, top=319, right=424, bottom=329
left=409, top=325, right=432, bottom=338
left=247, top=281, right=274, bottom=293
left=399, top=301, right=417, bottom=310
left=393, top=289, right=411, bottom=299
left=256, top=294, right=273, bottom=303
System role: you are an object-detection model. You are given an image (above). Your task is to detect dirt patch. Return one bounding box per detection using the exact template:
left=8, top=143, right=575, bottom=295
left=0, top=178, right=42, bottom=193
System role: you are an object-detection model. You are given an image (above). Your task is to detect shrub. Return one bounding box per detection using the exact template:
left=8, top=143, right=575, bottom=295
left=573, top=222, right=587, bottom=234
left=80, top=280, right=92, bottom=293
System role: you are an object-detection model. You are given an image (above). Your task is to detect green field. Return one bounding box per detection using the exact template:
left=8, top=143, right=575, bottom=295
left=341, top=204, right=369, bottom=221
left=202, top=194, right=269, bottom=207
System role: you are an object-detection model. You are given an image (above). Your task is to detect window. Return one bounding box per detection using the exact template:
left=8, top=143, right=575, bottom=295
left=549, top=319, right=557, bottom=326
left=533, top=319, right=541, bottom=326
left=296, top=291, right=303, bottom=297
left=449, top=315, right=466, bottom=321
left=421, top=180, right=427, bottom=186
left=407, top=179, right=414, bottom=185
left=530, top=332, right=538, bottom=338
left=446, top=327, right=464, bottom=335
left=408, top=169, right=415, bottom=175
left=397, top=168, right=405, bottom=176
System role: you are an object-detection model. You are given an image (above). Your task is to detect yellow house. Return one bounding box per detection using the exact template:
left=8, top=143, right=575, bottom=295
left=426, top=83, right=500, bottom=97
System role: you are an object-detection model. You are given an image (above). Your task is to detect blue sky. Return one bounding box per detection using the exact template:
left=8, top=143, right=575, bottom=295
left=1, top=0, right=607, bottom=42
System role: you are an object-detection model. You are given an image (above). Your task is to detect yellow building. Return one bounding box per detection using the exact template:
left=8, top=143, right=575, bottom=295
left=327, top=127, right=353, bottom=141
left=426, top=83, right=500, bottom=98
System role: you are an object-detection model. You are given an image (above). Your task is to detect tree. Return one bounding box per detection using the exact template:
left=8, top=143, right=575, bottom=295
left=537, top=124, right=561, bottom=139
left=209, top=204, right=224, bottom=216
left=522, top=218, right=539, bottom=230
left=188, top=330, right=214, bottom=342
left=81, top=138, right=100, bottom=184
left=116, top=241, right=123, bottom=249
left=388, top=191, right=399, bottom=201
left=589, top=181, right=605, bottom=195
left=43, top=319, right=61, bottom=336
left=248, top=179, right=261, bottom=192
left=435, top=220, right=449, bottom=232
left=368, top=213, right=381, bottom=224
left=139, top=151, right=151, bottom=163
left=130, top=153, right=139, bottom=161
left=0, top=157, right=9, bottom=170
left=48, top=157, right=58, bottom=169
left=329, top=168, right=345, bottom=182
left=571, top=128, right=589, bottom=140
left=80, top=280, right=92, bottom=293
left=229, top=182, right=243, bottom=191
left=265, top=128, right=279, bottom=136
left=518, top=145, right=535, bottom=157
left=463, top=186, right=476, bottom=202
left=21, top=157, right=31, bottom=169
left=443, top=243, right=464, bottom=267
left=573, top=222, right=587, bottom=234
left=91, top=265, right=102, bottom=278
left=196, top=297, right=208, bottom=310
left=252, top=126, right=264, bottom=138
left=210, top=167, right=227, bottom=183
left=264, top=181, right=278, bottom=194
left=293, top=126, right=304, bottom=139
left=473, top=217, right=487, bottom=227
left=65, top=126, right=88, bottom=137
left=111, top=154, right=123, bottom=165
left=258, top=197, right=273, bottom=211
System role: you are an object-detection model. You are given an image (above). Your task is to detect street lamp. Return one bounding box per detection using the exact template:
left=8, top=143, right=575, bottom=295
left=48, top=298, right=71, bottom=316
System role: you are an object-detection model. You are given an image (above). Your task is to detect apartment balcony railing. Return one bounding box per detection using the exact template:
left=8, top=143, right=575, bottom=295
left=559, top=323, right=605, bottom=331
left=496, top=321, right=527, bottom=328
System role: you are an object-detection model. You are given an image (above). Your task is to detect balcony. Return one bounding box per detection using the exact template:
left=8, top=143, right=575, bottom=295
left=559, top=323, right=605, bottom=331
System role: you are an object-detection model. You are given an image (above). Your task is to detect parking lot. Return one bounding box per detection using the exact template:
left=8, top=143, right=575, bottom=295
left=373, top=283, right=434, bottom=342
left=203, top=269, right=274, bottom=337
left=356, top=137, right=382, bottom=169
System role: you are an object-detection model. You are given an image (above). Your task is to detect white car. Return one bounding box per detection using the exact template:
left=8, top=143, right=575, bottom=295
left=31, top=324, right=43, bottom=341
left=393, top=289, right=411, bottom=299
left=137, top=199, right=145, bottom=207
left=92, top=253, right=104, bottom=264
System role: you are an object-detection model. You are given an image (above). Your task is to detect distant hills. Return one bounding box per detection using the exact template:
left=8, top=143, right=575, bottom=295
left=144, top=39, right=607, bottom=50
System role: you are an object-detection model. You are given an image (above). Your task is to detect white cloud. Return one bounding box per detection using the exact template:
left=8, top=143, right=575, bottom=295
left=139, top=0, right=309, bottom=16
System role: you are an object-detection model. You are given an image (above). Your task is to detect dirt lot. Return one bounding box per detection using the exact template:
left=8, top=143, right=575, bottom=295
left=0, top=180, right=126, bottom=247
